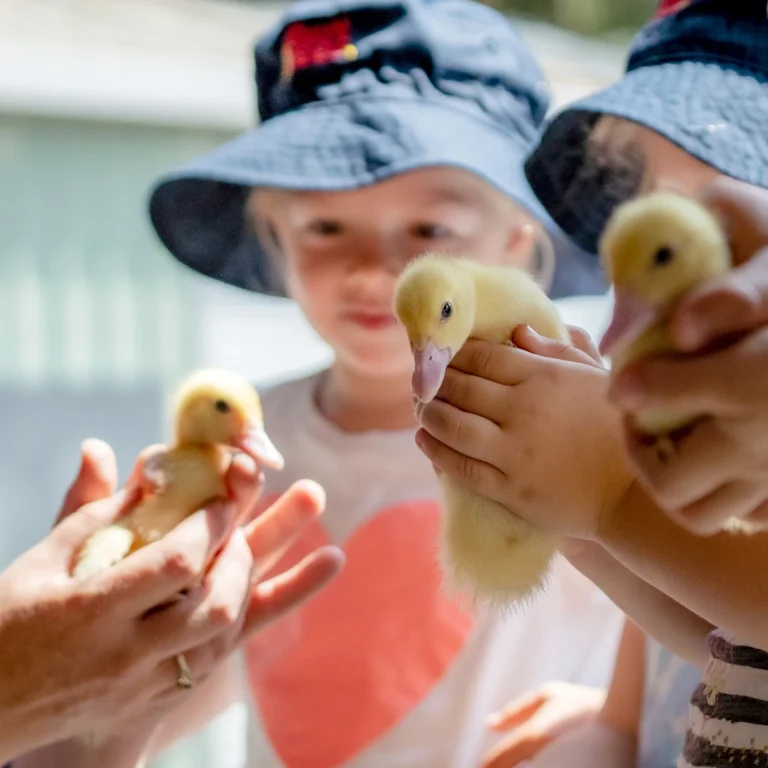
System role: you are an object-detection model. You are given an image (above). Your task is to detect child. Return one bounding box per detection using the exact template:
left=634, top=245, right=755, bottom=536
left=415, top=2, right=768, bottom=766
left=84, top=2, right=620, bottom=767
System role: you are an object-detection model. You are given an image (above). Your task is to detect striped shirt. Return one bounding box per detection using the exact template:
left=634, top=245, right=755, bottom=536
left=679, top=630, right=768, bottom=767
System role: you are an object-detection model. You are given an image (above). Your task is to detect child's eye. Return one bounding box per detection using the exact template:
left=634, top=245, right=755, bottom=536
left=413, top=223, right=451, bottom=239
left=308, top=220, right=343, bottom=236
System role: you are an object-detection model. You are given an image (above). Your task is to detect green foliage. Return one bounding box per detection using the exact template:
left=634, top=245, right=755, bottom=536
left=484, top=0, right=656, bottom=36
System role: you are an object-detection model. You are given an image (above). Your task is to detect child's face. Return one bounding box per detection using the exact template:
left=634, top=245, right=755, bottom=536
left=252, top=168, right=541, bottom=379
left=591, top=117, right=723, bottom=197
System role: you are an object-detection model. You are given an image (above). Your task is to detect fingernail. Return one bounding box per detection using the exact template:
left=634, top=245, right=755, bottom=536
left=415, top=430, right=425, bottom=449
left=673, top=314, right=704, bottom=351
left=486, top=712, right=502, bottom=728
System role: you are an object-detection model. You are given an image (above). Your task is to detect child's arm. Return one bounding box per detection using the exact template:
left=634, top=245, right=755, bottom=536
left=563, top=539, right=712, bottom=668
left=596, top=481, right=768, bottom=651
left=480, top=617, right=643, bottom=768
left=525, top=619, right=642, bottom=768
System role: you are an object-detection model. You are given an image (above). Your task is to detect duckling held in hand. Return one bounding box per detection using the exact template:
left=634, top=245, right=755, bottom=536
left=394, top=252, right=570, bottom=604
left=598, top=191, right=732, bottom=435
left=72, top=368, right=283, bottom=581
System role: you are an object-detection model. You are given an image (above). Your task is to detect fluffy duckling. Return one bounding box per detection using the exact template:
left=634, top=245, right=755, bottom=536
left=598, top=191, right=731, bottom=435
left=73, top=368, right=283, bottom=580
left=394, top=252, right=570, bottom=604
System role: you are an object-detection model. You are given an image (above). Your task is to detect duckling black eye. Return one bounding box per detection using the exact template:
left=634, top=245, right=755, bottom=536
left=441, top=302, right=453, bottom=319
left=214, top=400, right=231, bottom=414
left=653, top=246, right=674, bottom=267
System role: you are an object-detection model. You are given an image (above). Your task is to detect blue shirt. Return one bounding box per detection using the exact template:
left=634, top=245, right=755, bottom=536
left=638, top=638, right=701, bottom=768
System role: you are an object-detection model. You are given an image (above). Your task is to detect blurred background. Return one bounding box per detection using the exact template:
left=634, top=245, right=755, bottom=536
left=0, top=0, right=651, bottom=765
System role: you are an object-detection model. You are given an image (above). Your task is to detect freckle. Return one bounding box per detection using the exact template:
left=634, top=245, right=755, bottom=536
left=520, top=485, right=537, bottom=504
left=522, top=444, right=535, bottom=461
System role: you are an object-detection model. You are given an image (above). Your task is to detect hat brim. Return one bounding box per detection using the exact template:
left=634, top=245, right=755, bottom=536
left=149, top=94, right=600, bottom=297
left=525, top=59, right=768, bottom=255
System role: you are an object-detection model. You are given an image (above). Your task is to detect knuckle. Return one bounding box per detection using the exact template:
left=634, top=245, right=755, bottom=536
left=207, top=600, right=240, bottom=630
left=458, top=455, right=481, bottom=486
left=162, top=551, right=199, bottom=582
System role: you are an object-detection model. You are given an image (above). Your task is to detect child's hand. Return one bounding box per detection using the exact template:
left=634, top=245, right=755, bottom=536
left=414, top=325, right=634, bottom=540
left=481, top=682, right=606, bottom=768
left=609, top=179, right=768, bottom=534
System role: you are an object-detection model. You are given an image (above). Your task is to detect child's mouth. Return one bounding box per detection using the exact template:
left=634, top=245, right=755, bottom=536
left=345, top=311, right=399, bottom=330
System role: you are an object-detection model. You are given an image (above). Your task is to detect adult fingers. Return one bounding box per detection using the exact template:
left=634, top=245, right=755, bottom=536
left=487, top=691, right=547, bottom=731
left=55, top=439, right=119, bottom=524
left=141, top=527, right=253, bottom=657
left=414, top=397, right=501, bottom=465
left=50, top=489, right=132, bottom=570
left=100, top=498, right=242, bottom=614
left=226, top=453, right=263, bottom=526
left=244, top=480, right=326, bottom=580
left=242, top=546, right=345, bottom=636
left=415, top=428, right=507, bottom=497
left=433, top=368, right=508, bottom=425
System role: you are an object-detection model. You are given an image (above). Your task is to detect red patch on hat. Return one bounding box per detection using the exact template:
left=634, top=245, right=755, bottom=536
left=653, top=0, right=692, bottom=18
left=280, top=18, right=356, bottom=80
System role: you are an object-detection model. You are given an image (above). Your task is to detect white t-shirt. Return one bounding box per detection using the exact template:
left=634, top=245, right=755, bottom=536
left=234, top=294, right=623, bottom=768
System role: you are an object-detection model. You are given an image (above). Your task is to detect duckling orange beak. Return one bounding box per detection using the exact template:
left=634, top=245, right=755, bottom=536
left=412, top=340, right=452, bottom=403
left=235, top=423, right=284, bottom=470
left=599, top=289, right=659, bottom=358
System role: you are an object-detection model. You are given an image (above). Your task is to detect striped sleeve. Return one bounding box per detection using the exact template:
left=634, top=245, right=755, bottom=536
left=679, top=630, right=768, bottom=767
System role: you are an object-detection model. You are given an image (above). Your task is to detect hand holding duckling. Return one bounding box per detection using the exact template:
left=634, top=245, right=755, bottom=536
left=73, top=368, right=284, bottom=580
left=604, top=180, right=768, bottom=534
left=395, top=253, right=633, bottom=604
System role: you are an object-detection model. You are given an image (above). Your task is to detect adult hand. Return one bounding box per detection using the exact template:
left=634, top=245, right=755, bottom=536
left=414, top=325, right=633, bottom=540
left=2, top=440, right=343, bottom=764
left=608, top=179, right=768, bottom=534
left=481, top=682, right=606, bottom=768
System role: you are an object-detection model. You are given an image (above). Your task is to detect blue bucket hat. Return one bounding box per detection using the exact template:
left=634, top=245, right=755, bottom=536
left=148, top=0, right=604, bottom=299
left=525, top=0, right=768, bottom=256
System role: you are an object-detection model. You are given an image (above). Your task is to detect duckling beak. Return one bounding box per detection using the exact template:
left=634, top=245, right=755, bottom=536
left=599, top=289, right=658, bottom=358
left=235, top=423, right=284, bottom=470
left=412, top=340, right=452, bottom=403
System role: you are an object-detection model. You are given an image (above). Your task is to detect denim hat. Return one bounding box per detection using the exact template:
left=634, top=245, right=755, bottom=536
left=525, top=0, right=768, bottom=255
left=148, top=0, right=604, bottom=299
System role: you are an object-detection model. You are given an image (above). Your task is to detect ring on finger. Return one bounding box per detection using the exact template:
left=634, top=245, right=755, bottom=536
left=175, top=653, right=194, bottom=690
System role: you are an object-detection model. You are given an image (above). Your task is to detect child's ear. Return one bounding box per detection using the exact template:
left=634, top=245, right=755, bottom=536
left=501, top=220, right=555, bottom=292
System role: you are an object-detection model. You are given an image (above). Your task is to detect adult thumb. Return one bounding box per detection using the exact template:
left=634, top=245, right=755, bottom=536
left=55, top=438, right=118, bottom=525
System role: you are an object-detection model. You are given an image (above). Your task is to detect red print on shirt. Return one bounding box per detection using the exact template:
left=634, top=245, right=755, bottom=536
left=280, top=17, right=356, bottom=80
left=654, top=0, right=692, bottom=18
left=245, top=495, right=474, bottom=768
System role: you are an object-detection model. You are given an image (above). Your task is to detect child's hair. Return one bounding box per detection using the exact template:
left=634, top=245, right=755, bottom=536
left=147, top=0, right=604, bottom=300
left=525, top=0, right=768, bottom=254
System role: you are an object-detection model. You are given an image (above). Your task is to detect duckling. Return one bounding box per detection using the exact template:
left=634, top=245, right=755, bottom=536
left=394, top=252, right=570, bottom=604
left=72, top=368, right=283, bottom=580
left=598, top=193, right=752, bottom=534
left=598, top=191, right=731, bottom=435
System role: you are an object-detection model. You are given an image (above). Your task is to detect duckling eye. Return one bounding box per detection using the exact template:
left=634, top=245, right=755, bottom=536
left=652, top=246, right=674, bottom=267
left=214, top=400, right=231, bottom=414
left=441, top=302, right=453, bottom=320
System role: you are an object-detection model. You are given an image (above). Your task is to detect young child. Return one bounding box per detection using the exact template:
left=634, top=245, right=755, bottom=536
left=415, top=2, right=768, bottom=766
left=141, top=1, right=623, bottom=767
